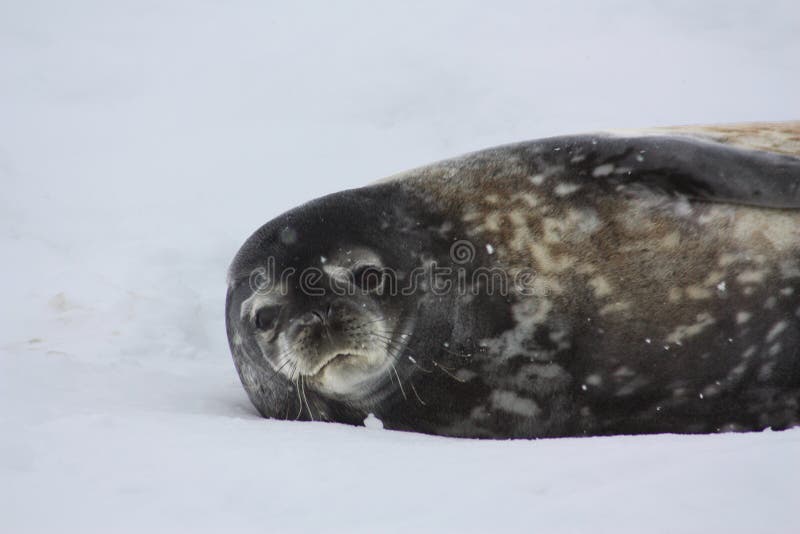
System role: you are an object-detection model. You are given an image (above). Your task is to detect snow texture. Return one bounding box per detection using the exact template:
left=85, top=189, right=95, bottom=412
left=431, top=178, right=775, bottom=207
left=1, top=1, right=799, bottom=532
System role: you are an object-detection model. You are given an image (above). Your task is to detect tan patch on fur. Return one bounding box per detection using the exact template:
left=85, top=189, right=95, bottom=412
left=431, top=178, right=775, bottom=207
left=737, top=269, right=768, bottom=285
left=734, top=211, right=800, bottom=251
left=702, top=271, right=726, bottom=286
left=611, top=121, right=800, bottom=157
left=513, top=192, right=542, bottom=208
left=599, top=301, right=631, bottom=315
left=589, top=276, right=613, bottom=298
left=477, top=213, right=502, bottom=233
left=668, top=287, right=683, bottom=303
left=718, top=253, right=741, bottom=268
left=660, top=232, right=681, bottom=249
left=685, top=285, right=712, bottom=300
left=399, top=124, right=799, bottom=360
left=530, top=243, right=575, bottom=273
left=665, top=313, right=716, bottom=344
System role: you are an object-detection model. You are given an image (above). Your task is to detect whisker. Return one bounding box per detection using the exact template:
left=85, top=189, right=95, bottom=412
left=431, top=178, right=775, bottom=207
left=300, top=376, right=315, bottom=421
left=376, top=329, right=469, bottom=359
left=266, top=338, right=304, bottom=384
left=352, top=316, right=388, bottom=328
left=406, top=357, right=434, bottom=373
left=292, top=363, right=303, bottom=420
left=272, top=355, right=294, bottom=376
left=409, top=379, right=427, bottom=406
left=369, top=332, right=434, bottom=373
left=390, top=362, right=407, bottom=401
left=311, top=397, right=328, bottom=422
left=375, top=336, right=428, bottom=405
left=283, top=385, right=291, bottom=420
left=432, top=360, right=466, bottom=383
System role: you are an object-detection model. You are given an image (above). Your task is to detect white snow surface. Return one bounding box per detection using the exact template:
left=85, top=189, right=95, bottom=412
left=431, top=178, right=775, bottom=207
left=1, top=1, right=799, bottom=532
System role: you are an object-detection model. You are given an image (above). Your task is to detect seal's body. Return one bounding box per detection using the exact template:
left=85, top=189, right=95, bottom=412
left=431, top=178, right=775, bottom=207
left=226, top=122, right=800, bottom=438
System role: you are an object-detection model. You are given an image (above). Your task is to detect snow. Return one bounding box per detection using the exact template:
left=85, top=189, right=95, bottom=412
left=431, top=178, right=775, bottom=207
left=363, top=413, right=384, bottom=430
left=1, top=1, right=799, bottom=532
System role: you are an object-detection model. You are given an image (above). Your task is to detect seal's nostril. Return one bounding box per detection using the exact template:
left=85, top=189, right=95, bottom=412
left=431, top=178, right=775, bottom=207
left=297, top=310, right=328, bottom=327
left=297, top=311, right=321, bottom=326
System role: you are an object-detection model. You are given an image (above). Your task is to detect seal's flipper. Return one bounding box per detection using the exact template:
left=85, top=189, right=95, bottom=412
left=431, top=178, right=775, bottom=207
left=527, top=121, right=800, bottom=209
left=623, top=121, right=800, bottom=158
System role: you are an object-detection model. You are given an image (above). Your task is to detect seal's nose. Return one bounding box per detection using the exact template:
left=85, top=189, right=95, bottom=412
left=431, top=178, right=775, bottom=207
left=298, top=310, right=325, bottom=326
left=286, top=299, right=350, bottom=341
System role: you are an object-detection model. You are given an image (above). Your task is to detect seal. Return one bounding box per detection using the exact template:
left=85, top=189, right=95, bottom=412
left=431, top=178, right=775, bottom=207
left=226, top=121, right=800, bottom=438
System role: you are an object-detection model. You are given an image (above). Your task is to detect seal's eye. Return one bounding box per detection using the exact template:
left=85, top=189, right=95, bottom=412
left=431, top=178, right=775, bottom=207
left=254, top=306, right=280, bottom=333
left=352, top=264, right=384, bottom=292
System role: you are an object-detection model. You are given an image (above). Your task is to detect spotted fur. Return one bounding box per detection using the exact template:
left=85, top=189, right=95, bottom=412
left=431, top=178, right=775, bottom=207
left=227, top=122, right=800, bottom=438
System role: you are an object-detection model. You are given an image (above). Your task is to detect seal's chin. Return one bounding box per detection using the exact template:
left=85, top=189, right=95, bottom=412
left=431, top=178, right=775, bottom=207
left=308, top=350, right=391, bottom=397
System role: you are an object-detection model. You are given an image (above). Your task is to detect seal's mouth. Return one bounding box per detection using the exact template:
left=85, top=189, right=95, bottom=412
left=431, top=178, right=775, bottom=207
left=326, top=352, right=356, bottom=368
left=311, top=352, right=359, bottom=376
left=304, top=347, right=395, bottom=397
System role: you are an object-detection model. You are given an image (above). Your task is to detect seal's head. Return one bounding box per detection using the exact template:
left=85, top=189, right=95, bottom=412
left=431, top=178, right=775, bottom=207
left=225, top=184, right=467, bottom=420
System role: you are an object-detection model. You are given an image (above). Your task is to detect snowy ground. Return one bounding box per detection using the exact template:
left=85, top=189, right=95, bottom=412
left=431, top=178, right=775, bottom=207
left=1, top=1, right=799, bottom=532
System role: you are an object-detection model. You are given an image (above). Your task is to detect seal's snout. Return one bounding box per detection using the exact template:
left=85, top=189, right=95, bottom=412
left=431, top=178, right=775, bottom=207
left=303, top=311, right=322, bottom=324
left=286, top=300, right=352, bottom=339
left=275, top=296, right=391, bottom=387
left=286, top=309, right=327, bottom=343
left=296, top=309, right=325, bottom=327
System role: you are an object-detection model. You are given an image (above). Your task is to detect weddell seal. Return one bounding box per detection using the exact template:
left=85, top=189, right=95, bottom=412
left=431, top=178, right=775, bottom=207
left=225, top=121, right=800, bottom=438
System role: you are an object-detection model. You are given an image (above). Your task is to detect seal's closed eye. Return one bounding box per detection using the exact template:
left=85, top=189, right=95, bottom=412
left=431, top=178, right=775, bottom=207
left=254, top=307, right=280, bottom=337
left=352, top=264, right=385, bottom=292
